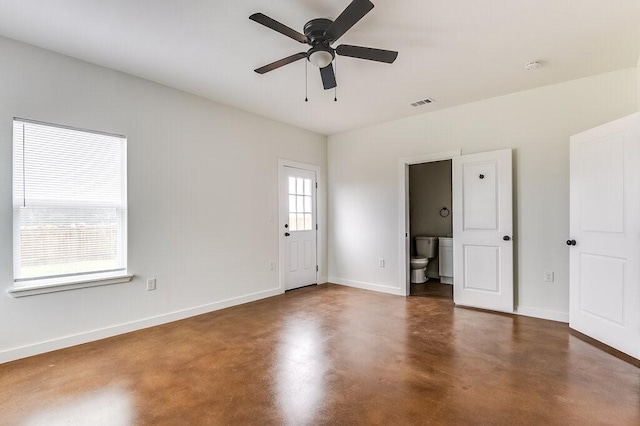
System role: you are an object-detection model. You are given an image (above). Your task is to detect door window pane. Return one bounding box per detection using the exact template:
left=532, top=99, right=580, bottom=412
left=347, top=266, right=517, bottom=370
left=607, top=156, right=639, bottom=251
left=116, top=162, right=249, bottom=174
left=289, top=213, right=297, bottom=231
left=286, top=174, right=314, bottom=231
left=304, top=179, right=312, bottom=196
left=297, top=178, right=304, bottom=195
left=289, top=177, right=296, bottom=195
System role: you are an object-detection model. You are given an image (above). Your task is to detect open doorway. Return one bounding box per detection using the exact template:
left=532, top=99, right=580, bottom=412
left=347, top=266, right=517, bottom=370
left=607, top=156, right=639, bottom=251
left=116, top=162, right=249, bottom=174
left=400, top=148, right=513, bottom=313
left=408, top=160, right=453, bottom=300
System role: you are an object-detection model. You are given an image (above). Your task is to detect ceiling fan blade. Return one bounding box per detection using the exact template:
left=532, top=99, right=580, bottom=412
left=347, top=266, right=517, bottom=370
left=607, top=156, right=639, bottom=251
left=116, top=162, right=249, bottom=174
left=336, top=44, right=398, bottom=63
left=325, top=0, right=374, bottom=42
left=320, top=63, right=337, bottom=90
left=254, top=52, right=307, bottom=74
left=249, top=13, right=309, bottom=44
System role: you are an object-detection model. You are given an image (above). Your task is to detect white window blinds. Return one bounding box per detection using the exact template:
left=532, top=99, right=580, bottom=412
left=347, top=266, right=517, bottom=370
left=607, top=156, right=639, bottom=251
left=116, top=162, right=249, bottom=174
left=13, top=118, right=127, bottom=284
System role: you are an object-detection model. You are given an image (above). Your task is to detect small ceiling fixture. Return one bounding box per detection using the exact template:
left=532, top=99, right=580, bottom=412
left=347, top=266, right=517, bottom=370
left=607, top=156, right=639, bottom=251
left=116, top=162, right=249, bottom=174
left=524, top=61, right=542, bottom=71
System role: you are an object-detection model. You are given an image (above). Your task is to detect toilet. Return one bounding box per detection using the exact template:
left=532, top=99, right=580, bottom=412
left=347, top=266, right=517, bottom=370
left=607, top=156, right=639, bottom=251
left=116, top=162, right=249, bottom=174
left=410, top=236, right=438, bottom=283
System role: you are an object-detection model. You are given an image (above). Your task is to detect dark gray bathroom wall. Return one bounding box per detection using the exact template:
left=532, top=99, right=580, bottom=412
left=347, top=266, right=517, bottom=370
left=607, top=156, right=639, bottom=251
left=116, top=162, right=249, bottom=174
left=409, top=160, right=452, bottom=277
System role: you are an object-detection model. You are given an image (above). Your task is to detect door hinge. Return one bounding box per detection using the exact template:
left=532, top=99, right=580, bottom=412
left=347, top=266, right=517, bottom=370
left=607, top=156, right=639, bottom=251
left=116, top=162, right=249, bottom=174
left=315, top=182, right=318, bottom=189
left=316, top=265, right=319, bottom=272
left=316, top=224, right=318, bottom=230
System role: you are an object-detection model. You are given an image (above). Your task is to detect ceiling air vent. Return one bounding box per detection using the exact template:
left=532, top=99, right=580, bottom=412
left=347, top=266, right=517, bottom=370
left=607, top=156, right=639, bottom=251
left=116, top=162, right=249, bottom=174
left=410, top=98, right=434, bottom=107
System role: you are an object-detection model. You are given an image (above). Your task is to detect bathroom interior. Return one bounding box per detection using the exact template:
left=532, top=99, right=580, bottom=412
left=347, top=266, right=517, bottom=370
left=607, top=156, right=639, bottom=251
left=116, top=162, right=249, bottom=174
left=409, top=159, right=453, bottom=298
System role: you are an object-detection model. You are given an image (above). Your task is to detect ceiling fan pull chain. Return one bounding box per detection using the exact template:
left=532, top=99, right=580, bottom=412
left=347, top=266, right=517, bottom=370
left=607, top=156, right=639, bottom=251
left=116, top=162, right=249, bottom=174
left=305, top=59, right=309, bottom=102
left=334, top=57, right=338, bottom=102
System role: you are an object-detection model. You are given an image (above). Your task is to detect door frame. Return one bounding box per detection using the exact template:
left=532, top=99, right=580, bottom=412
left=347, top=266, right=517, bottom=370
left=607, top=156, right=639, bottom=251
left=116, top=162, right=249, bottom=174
left=398, top=150, right=461, bottom=296
left=278, top=159, right=323, bottom=292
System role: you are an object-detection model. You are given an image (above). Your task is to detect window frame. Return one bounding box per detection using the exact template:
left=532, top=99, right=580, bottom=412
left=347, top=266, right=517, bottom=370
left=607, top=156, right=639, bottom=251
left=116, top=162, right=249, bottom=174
left=9, top=118, right=132, bottom=297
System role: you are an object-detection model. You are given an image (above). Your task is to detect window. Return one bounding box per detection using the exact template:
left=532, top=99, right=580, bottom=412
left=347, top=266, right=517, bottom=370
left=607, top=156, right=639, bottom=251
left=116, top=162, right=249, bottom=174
left=12, top=118, right=127, bottom=289
left=288, top=176, right=312, bottom=231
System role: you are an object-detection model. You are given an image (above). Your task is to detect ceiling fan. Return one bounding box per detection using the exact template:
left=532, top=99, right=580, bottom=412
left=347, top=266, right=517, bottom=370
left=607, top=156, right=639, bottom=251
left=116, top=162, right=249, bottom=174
left=249, top=0, right=398, bottom=90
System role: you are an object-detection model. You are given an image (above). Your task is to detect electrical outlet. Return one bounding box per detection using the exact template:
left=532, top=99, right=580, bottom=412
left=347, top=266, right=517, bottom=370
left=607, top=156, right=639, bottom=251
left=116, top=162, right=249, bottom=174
left=544, top=271, right=554, bottom=283
left=379, top=258, right=385, bottom=268
left=269, top=261, right=275, bottom=270
left=146, top=278, right=156, bottom=291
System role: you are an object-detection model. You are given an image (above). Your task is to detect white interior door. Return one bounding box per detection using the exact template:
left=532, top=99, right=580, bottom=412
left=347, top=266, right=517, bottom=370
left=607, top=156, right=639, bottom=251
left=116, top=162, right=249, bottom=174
left=569, top=113, right=640, bottom=359
left=281, top=166, right=317, bottom=290
left=453, top=149, right=513, bottom=312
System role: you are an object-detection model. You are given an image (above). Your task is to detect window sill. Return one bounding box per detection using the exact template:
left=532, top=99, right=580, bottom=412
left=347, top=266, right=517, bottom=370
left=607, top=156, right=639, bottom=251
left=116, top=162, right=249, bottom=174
left=8, top=274, right=133, bottom=298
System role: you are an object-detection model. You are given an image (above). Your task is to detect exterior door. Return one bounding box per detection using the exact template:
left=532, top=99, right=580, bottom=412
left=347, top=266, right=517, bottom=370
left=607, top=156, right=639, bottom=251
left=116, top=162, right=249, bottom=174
left=281, top=166, right=317, bottom=290
left=453, top=149, right=513, bottom=312
left=569, top=112, right=640, bottom=359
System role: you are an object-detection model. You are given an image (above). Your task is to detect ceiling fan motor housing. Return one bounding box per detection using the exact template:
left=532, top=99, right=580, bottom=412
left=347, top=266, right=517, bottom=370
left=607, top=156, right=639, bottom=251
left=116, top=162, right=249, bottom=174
left=303, top=18, right=334, bottom=45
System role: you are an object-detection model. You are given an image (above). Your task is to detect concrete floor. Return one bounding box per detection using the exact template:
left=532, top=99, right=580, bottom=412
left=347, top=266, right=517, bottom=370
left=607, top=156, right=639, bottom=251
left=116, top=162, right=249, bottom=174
left=1, top=283, right=638, bottom=425
left=410, top=280, right=453, bottom=299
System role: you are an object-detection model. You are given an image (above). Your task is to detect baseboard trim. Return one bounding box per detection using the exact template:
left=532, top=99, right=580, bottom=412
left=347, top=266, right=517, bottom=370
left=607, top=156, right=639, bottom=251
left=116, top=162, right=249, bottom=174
left=516, top=306, right=569, bottom=323
left=570, top=329, right=640, bottom=367
left=318, top=276, right=328, bottom=284
left=0, top=287, right=283, bottom=364
left=328, top=277, right=404, bottom=296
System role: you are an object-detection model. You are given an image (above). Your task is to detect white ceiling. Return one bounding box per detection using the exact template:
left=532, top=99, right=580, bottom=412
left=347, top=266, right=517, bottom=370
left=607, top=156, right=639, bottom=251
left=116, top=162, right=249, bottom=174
left=0, top=0, right=639, bottom=136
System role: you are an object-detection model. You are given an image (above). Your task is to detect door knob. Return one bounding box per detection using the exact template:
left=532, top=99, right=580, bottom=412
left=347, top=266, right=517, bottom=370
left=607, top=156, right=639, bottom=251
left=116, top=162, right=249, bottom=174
left=284, top=232, right=291, bottom=237
left=566, top=239, right=576, bottom=246
left=503, top=236, right=511, bottom=241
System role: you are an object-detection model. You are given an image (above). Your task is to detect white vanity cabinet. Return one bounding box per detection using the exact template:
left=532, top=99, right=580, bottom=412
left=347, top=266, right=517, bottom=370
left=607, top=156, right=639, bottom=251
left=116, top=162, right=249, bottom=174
left=438, top=237, right=453, bottom=284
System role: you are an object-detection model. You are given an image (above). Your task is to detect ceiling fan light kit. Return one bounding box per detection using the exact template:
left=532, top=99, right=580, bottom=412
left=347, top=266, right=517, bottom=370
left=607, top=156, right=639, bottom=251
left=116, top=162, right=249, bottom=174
left=308, top=45, right=334, bottom=68
left=249, top=0, right=398, bottom=95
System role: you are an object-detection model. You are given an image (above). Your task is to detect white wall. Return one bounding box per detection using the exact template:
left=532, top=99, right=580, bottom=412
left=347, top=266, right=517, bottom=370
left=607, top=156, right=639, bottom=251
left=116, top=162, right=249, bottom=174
left=328, top=68, right=637, bottom=320
left=0, top=37, right=327, bottom=363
